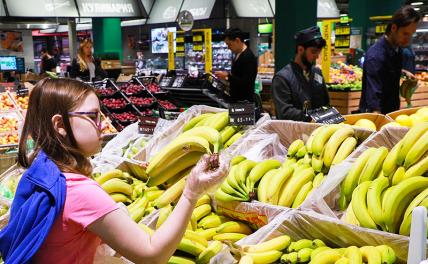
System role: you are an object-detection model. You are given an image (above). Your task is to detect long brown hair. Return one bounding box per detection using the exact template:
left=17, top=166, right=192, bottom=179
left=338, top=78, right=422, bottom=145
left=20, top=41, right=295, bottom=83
left=77, top=39, right=93, bottom=72
left=18, top=78, right=96, bottom=176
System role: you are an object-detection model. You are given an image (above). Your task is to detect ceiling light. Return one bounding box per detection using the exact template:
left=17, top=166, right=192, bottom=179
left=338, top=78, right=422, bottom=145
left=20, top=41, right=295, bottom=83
left=411, top=2, right=424, bottom=5
left=414, top=7, right=420, bottom=10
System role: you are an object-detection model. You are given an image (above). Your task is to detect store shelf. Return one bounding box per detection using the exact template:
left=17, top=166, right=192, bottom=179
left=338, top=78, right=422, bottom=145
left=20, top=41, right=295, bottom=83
left=202, top=89, right=229, bottom=108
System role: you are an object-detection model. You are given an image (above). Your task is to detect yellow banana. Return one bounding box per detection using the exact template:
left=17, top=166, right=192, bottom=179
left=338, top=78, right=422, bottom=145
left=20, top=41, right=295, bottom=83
left=351, top=181, right=377, bottom=229
left=235, top=160, right=257, bottom=190
left=265, top=166, right=294, bottom=202
left=399, top=189, right=428, bottom=235
left=288, top=139, right=305, bottom=157
left=110, top=193, right=132, bottom=204
left=101, top=178, right=133, bottom=197
left=197, top=213, right=224, bottom=229
left=145, top=190, right=165, bottom=201
left=291, top=181, right=313, bottom=208
left=360, top=246, right=381, bottom=264
left=283, top=157, right=297, bottom=168
left=178, top=238, right=206, bottom=256
left=396, top=122, right=428, bottom=166
left=306, top=126, right=324, bottom=154
left=391, top=167, right=406, bottom=185
left=178, top=126, right=223, bottom=153
left=183, top=113, right=214, bottom=132
left=246, top=159, right=282, bottom=191
left=278, top=167, right=315, bottom=207
left=96, top=169, right=124, bottom=185
left=154, top=176, right=187, bottom=208
left=404, top=130, right=428, bottom=169
left=358, top=147, right=388, bottom=184
left=212, top=232, right=247, bottom=242
left=231, top=155, right=247, bottom=165
left=298, top=248, right=314, bottom=262
left=335, top=257, right=350, bottom=264
left=309, top=248, right=342, bottom=264
left=399, top=197, right=428, bottom=236
left=184, top=229, right=208, bottom=247
left=382, top=141, right=403, bottom=177
left=168, top=256, right=195, bottom=264
left=242, top=235, right=291, bottom=253
left=156, top=204, right=173, bottom=229
left=257, top=169, right=279, bottom=203
left=220, top=126, right=239, bottom=144
left=129, top=195, right=149, bottom=222
left=312, top=124, right=342, bottom=156
left=312, top=155, right=324, bottom=173
left=403, top=154, right=428, bottom=180
left=191, top=204, right=212, bottom=223
left=341, top=148, right=376, bottom=204
left=312, top=239, right=326, bottom=248
left=225, top=132, right=242, bottom=147
left=296, top=145, right=307, bottom=159
left=344, top=204, right=360, bottom=226
left=196, top=240, right=223, bottom=264
left=243, top=250, right=282, bottom=264
left=225, top=165, right=249, bottom=198
left=311, top=247, right=332, bottom=259
left=196, top=194, right=211, bottom=207
left=313, top=172, right=325, bottom=188
left=375, top=245, right=396, bottom=264
left=216, top=221, right=252, bottom=235
left=323, top=127, right=355, bottom=168
left=344, top=246, right=362, bottom=264
left=221, top=178, right=248, bottom=200
left=206, top=111, right=229, bottom=131
left=239, top=255, right=254, bottom=264
left=367, top=176, right=389, bottom=228
left=196, top=227, right=217, bottom=240
left=332, top=136, right=358, bottom=166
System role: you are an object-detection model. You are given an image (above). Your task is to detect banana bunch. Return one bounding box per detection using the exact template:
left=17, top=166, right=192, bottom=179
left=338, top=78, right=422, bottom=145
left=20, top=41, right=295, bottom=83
left=237, top=235, right=396, bottom=264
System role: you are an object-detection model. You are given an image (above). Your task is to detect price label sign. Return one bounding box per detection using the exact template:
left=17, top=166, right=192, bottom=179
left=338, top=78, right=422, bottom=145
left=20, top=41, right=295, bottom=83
left=138, top=116, right=159, bottom=135
left=308, top=107, right=345, bottom=124
left=229, top=103, right=255, bottom=126
left=16, top=84, right=29, bottom=97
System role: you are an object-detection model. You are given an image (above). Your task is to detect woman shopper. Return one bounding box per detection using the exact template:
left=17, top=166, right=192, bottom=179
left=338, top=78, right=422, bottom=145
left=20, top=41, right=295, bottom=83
left=70, top=39, right=107, bottom=82
left=0, top=78, right=228, bottom=264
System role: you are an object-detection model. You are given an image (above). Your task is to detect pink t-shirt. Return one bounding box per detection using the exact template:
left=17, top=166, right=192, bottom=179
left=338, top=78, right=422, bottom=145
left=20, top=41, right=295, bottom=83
left=33, top=173, right=119, bottom=264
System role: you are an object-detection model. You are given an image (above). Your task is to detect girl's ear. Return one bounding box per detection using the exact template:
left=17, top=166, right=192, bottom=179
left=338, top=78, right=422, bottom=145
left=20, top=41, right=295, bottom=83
left=52, top=114, right=67, bottom=137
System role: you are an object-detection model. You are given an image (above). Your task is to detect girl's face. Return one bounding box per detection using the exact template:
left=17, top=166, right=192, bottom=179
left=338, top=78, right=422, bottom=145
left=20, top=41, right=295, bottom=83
left=83, top=43, right=93, bottom=56
left=68, top=92, right=103, bottom=157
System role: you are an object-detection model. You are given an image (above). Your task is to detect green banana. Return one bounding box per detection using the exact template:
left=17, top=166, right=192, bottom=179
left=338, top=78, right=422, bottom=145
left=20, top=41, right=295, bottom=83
left=110, top=193, right=132, bottom=204
left=231, top=155, right=246, bottom=166
left=206, top=111, right=229, bottom=131
left=296, top=146, right=307, bottom=159
left=220, top=126, right=239, bottom=144
left=281, top=252, right=298, bottom=264
left=225, top=132, right=243, bottom=148
left=246, top=159, right=282, bottom=192
left=183, top=113, right=214, bottom=132
left=312, top=155, right=324, bottom=173
left=215, top=188, right=248, bottom=202
left=376, top=245, right=396, bottom=264
left=191, top=204, right=212, bottom=223
left=168, top=256, right=196, bottom=264
left=177, top=238, right=206, bottom=256
left=156, top=204, right=173, bottom=229
left=288, top=239, right=314, bottom=252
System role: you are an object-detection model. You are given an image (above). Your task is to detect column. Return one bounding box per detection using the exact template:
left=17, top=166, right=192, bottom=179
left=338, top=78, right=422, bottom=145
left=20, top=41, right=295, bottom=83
left=92, top=18, right=123, bottom=61
left=67, top=19, right=77, bottom=61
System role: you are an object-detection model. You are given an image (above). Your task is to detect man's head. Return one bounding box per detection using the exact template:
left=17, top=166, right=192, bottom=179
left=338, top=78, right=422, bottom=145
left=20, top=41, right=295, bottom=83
left=224, top=28, right=246, bottom=54
left=40, top=48, right=48, bottom=58
left=386, top=6, right=421, bottom=48
left=294, top=26, right=327, bottom=69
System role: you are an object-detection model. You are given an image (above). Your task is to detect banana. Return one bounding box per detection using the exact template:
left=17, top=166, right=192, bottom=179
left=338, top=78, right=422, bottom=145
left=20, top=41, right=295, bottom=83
left=146, top=190, right=165, bottom=201
left=221, top=179, right=248, bottom=200
left=265, top=166, right=294, bottom=202
left=283, top=157, right=297, bottom=168
left=396, top=122, right=428, bottom=166
left=344, top=246, right=362, bottom=264
left=243, top=251, right=282, bottom=264
left=351, top=181, right=377, bottom=229
left=391, top=167, right=406, bottom=185
left=216, top=221, right=252, bottom=235
left=224, top=165, right=248, bottom=198
left=257, top=169, right=279, bottom=203
left=197, top=213, right=223, bottom=229
left=147, top=150, right=204, bottom=187
left=288, top=239, right=313, bottom=252
left=367, top=176, right=389, bottom=228
left=383, top=176, right=428, bottom=233
left=312, top=155, right=324, bottom=173
left=312, top=239, right=326, bottom=248
left=311, top=247, right=332, bottom=259
left=156, top=204, right=173, bottom=229
left=154, top=176, right=187, bottom=208
left=225, top=132, right=243, bottom=147
left=178, top=238, right=206, bottom=256
left=292, top=181, right=313, bottom=208
left=191, top=204, right=212, bottom=223
left=235, top=160, right=257, bottom=190
left=297, top=248, right=314, bottom=262
left=242, top=235, right=291, bottom=253
left=220, top=126, right=239, bottom=144
left=309, top=248, right=342, bottom=264
left=281, top=252, right=298, bottom=264
left=312, top=125, right=341, bottom=156
left=215, top=188, right=248, bottom=202
left=382, top=141, right=403, bottom=177
left=306, top=126, right=324, bottom=154
left=313, top=172, right=325, bottom=188
left=375, top=245, right=396, bottom=264
left=231, top=155, right=247, bottom=166
left=399, top=190, right=428, bottom=235
left=358, top=147, right=388, bottom=184
left=404, top=155, right=428, bottom=180
left=303, top=153, right=312, bottom=165
left=246, top=159, right=282, bottom=192
left=206, top=111, right=229, bottom=131
left=238, top=255, right=254, bottom=264
left=168, top=256, right=195, bottom=264
left=139, top=223, right=155, bottom=236
left=197, top=227, right=217, bottom=240
left=110, top=193, right=132, bottom=204
left=404, top=130, right=428, bottom=169
left=183, top=113, right=214, bottom=132
left=288, top=139, right=305, bottom=157
left=101, top=178, right=133, bottom=197
left=196, top=194, right=211, bottom=207
left=212, top=232, right=247, bottom=242
left=185, top=230, right=209, bottom=247
left=332, top=136, right=358, bottom=166
left=129, top=195, right=149, bottom=222
left=96, top=169, right=124, bottom=185
left=323, top=127, right=355, bottom=168
left=360, top=246, right=381, bottom=264
left=341, top=148, right=376, bottom=204
left=296, top=146, right=307, bottom=159
left=278, top=167, right=315, bottom=207
left=344, top=204, right=360, bottom=226
left=196, top=240, right=223, bottom=264
left=178, top=126, right=223, bottom=153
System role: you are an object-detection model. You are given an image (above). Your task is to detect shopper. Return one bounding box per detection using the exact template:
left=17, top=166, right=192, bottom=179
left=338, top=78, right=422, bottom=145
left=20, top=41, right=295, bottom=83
left=272, top=26, right=329, bottom=121
left=215, top=28, right=258, bottom=103
left=70, top=39, right=107, bottom=82
left=39, top=49, right=57, bottom=74
left=359, top=6, right=421, bottom=114
left=0, top=78, right=228, bottom=264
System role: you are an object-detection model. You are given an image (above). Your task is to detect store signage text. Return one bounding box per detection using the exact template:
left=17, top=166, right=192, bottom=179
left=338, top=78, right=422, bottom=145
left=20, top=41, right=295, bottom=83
left=81, top=2, right=134, bottom=14
left=45, top=0, right=72, bottom=12
left=189, top=7, right=207, bottom=17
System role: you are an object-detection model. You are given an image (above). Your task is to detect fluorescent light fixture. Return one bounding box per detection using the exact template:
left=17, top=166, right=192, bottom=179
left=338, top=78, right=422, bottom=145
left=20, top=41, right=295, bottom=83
left=411, top=2, right=423, bottom=5
left=416, top=28, right=428, bottom=32
left=121, top=19, right=146, bottom=27
left=414, top=7, right=420, bottom=10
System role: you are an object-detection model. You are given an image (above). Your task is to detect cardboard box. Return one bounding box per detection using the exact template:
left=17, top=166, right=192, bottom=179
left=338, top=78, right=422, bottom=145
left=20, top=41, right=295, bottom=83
left=343, top=113, right=393, bottom=131
left=386, top=106, right=423, bottom=120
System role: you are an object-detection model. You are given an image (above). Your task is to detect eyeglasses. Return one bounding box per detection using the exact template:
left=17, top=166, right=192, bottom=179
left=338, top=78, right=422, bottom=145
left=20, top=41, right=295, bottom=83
left=68, top=111, right=102, bottom=130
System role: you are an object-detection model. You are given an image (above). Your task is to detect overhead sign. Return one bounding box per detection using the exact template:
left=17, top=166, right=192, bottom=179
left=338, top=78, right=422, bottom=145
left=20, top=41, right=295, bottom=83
left=231, top=0, right=273, bottom=17
left=6, top=0, right=78, bottom=17
left=76, top=0, right=143, bottom=17
left=147, top=0, right=183, bottom=24
left=180, top=0, right=215, bottom=20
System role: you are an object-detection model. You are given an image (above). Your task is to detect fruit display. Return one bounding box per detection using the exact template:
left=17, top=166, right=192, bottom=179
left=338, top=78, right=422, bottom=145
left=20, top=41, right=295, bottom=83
left=146, top=83, right=162, bottom=94
left=0, top=133, right=18, bottom=145
left=119, top=83, right=145, bottom=95
left=415, top=71, right=428, bottom=82
left=95, top=87, right=117, bottom=97
left=392, top=107, right=428, bottom=127
left=0, top=116, right=18, bottom=133
left=101, top=98, right=128, bottom=110
left=10, top=93, right=29, bottom=110
left=345, top=118, right=377, bottom=131
left=129, top=96, right=155, bottom=107
left=140, top=109, right=154, bottom=116
left=158, top=99, right=178, bottom=110
left=112, top=112, right=138, bottom=123
left=339, top=123, right=428, bottom=235
left=328, top=62, right=362, bottom=91
left=122, top=136, right=149, bottom=159
left=235, top=235, right=396, bottom=264
left=0, top=93, right=15, bottom=111
left=216, top=125, right=360, bottom=207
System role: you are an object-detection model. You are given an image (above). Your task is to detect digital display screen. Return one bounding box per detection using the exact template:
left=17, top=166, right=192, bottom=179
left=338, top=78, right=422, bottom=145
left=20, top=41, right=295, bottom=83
left=151, top=27, right=176, bottom=54
left=0, top=57, right=17, bottom=71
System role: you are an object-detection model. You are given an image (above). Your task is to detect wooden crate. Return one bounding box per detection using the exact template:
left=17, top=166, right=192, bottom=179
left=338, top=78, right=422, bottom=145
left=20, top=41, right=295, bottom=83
left=328, top=91, right=361, bottom=115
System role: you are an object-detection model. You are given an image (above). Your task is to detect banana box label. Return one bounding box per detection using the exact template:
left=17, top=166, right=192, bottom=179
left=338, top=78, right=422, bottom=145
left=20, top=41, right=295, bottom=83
left=216, top=203, right=268, bottom=229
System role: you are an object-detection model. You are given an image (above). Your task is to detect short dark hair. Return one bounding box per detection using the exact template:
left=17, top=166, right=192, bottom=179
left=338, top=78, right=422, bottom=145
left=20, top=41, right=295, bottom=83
left=224, top=28, right=244, bottom=42
left=40, top=48, right=48, bottom=54
left=386, top=5, right=421, bottom=34
left=295, top=38, right=327, bottom=53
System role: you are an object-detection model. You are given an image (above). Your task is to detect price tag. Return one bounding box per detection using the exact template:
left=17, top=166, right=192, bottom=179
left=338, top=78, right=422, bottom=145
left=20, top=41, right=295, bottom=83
left=308, top=107, right=345, bottom=124
left=16, top=84, right=29, bottom=97
left=138, top=116, right=159, bottom=134
left=229, top=103, right=256, bottom=126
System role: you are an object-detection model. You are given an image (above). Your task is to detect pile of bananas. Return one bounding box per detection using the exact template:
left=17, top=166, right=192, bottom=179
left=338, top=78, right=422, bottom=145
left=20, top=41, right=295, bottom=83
left=215, top=125, right=359, bottom=208
left=236, top=235, right=396, bottom=264
left=340, top=123, right=428, bottom=235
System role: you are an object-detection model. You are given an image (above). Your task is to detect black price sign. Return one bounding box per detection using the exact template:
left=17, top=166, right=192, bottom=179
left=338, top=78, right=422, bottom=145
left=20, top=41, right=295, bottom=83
left=308, top=107, right=345, bottom=124
left=138, top=116, right=159, bottom=135
left=229, top=103, right=256, bottom=126
left=16, top=84, right=29, bottom=97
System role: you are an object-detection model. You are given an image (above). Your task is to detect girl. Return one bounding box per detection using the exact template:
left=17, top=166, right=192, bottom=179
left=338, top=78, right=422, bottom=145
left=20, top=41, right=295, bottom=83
left=0, top=78, right=228, bottom=264
left=70, top=39, right=107, bottom=82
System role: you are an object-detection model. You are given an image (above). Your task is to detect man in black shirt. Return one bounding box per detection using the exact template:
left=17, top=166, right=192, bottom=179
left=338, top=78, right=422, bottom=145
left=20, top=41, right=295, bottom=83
left=215, top=28, right=258, bottom=103
left=272, top=26, right=329, bottom=121
left=40, top=49, right=57, bottom=74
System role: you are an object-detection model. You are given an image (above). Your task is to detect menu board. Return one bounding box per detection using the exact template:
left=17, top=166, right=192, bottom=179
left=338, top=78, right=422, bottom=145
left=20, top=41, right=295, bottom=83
left=6, top=0, right=78, bottom=17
